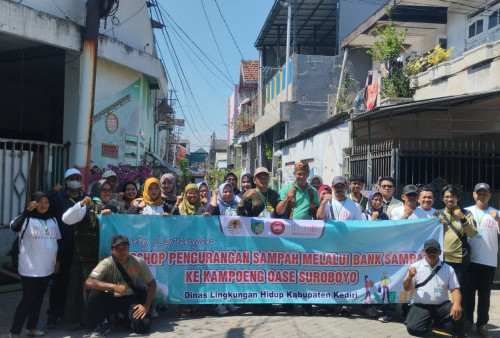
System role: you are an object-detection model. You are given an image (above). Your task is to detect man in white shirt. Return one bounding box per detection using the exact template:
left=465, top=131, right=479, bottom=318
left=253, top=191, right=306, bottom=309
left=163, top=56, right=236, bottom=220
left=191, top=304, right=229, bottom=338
left=390, top=185, right=428, bottom=220
left=464, top=183, right=500, bottom=338
left=416, top=186, right=436, bottom=218
left=317, top=176, right=363, bottom=220
left=404, top=239, right=465, bottom=338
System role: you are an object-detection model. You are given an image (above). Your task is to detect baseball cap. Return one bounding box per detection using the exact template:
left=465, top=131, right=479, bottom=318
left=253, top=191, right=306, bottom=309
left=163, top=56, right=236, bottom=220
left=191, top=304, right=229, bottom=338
left=474, top=183, right=490, bottom=192
left=331, top=176, right=347, bottom=186
left=402, top=184, right=419, bottom=195
left=102, top=170, right=117, bottom=179
left=254, top=167, right=269, bottom=176
left=64, top=168, right=82, bottom=179
left=423, top=239, right=440, bottom=251
left=111, top=234, right=129, bottom=247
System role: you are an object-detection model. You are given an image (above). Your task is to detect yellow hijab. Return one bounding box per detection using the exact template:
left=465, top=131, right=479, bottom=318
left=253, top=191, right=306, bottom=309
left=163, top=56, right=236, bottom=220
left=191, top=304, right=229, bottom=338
left=134, top=177, right=164, bottom=206
left=180, top=183, right=201, bottom=215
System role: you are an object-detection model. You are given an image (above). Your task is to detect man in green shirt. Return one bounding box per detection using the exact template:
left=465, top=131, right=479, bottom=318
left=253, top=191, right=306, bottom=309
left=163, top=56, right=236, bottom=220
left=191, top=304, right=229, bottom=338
left=85, top=235, right=157, bottom=337
left=276, top=161, right=320, bottom=219
left=236, top=167, right=279, bottom=217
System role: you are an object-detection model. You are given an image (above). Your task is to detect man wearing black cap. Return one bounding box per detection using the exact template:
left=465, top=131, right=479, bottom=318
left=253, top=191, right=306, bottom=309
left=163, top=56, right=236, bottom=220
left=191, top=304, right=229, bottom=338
left=85, top=235, right=156, bottom=337
left=378, top=176, right=403, bottom=216
left=404, top=239, right=465, bottom=338
left=348, top=174, right=367, bottom=212
left=317, top=176, right=363, bottom=220
left=390, top=185, right=429, bottom=220
left=464, top=183, right=500, bottom=338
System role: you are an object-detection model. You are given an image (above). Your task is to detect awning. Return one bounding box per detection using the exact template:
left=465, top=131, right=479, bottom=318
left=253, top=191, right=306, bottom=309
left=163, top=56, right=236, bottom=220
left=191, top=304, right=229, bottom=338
left=145, top=151, right=182, bottom=175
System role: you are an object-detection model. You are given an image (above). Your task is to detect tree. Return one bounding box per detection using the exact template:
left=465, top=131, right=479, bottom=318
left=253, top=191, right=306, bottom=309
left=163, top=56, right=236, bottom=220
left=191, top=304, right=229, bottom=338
left=367, top=8, right=413, bottom=98
left=177, top=159, right=191, bottom=192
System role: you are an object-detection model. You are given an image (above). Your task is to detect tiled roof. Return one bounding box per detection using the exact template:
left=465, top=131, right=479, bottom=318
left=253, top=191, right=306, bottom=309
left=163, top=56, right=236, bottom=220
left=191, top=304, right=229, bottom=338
left=240, top=60, right=259, bottom=85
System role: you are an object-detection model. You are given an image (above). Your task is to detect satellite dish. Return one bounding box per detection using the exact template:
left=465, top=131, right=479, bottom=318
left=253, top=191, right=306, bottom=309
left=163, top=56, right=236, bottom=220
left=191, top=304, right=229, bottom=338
left=261, top=66, right=272, bottom=78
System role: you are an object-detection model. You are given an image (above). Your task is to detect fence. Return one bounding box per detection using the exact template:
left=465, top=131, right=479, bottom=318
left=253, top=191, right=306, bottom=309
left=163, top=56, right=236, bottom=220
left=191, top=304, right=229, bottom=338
left=0, top=138, right=69, bottom=226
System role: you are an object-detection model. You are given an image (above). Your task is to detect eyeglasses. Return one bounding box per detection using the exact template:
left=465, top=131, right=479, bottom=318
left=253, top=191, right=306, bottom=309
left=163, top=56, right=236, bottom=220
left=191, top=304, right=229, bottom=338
left=380, top=185, right=394, bottom=189
left=101, top=188, right=113, bottom=193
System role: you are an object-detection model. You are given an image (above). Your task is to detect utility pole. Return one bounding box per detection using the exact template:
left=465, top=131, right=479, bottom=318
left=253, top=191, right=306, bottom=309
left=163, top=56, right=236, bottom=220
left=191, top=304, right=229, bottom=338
left=75, top=0, right=100, bottom=188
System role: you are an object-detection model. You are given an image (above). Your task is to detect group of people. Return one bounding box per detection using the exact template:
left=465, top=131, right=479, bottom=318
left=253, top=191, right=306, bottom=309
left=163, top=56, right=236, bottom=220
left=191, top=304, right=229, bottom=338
left=8, top=162, right=499, bottom=338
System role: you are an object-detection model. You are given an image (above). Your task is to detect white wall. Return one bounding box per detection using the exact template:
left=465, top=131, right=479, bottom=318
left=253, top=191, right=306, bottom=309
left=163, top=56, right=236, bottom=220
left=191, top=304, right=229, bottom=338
left=447, top=12, right=467, bottom=58
left=16, top=0, right=155, bottom=54
left=281, top=122, right=349, bottom=186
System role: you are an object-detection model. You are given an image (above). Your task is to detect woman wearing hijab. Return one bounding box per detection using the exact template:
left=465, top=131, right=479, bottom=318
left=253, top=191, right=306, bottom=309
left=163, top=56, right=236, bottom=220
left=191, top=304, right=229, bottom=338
left=128, top=177, right=168, bottom=215
left=171, top=183, right=209, bottom=216
left=160, top=173, right=178, bottom=214
left=224, top=172, right=241, bottom=196
left=61, top=179, right=116, bottom=328
left=118, top=181, right=139, bottom=213
left=364, top=191, right=389, bottom=221
left=238, top=173, right=255, bottom=198
left=208, top=182, right=241, bottom=216
left=309, top=175, right=323, bottom=192
left=317, top=185, right=332, bottom=203
left=197, top=181, right=212, bottom=207
left=9, top=192, right=60, bottom=338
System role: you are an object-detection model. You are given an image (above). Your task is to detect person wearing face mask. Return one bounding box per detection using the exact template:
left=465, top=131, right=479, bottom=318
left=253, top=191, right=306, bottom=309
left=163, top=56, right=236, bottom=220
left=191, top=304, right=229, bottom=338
left=9, top=192, right=60, bottom=338
left=45, top=168, right=87, bottom=329
left=61, top=180, right=117, bottom=329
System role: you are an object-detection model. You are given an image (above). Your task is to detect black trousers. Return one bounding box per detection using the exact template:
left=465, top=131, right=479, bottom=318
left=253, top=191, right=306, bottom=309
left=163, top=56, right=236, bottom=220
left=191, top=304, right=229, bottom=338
left=465, top=262, right=496, bottom=326
left=47, top=249, right=72, bottom=321
left=87, top=290, right=140, bottom=327
left=405, top=301, right=465, bottom=337
left=11, top=275, right=51, bottom=334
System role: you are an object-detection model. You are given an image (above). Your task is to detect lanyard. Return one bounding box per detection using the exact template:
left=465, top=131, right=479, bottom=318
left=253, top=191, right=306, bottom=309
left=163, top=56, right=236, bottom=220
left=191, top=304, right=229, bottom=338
left=350, top=193, right=364, bottom=205
left=256, top=189, right=269, bottom=206
left=427, top=264, right=439, bottom=283
left=333, top=199, right=347, bottom=219
left=474, top=206, right=487, bottom=227
left=41, top=219, right=50, bottom=235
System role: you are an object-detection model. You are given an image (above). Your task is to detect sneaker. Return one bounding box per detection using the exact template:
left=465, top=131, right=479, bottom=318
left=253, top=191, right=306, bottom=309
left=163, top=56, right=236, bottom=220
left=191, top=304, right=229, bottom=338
left=90, top=322, right=112, bottom=338
left=226, top=304, right=238, bottom=312
left=378, top=315, right=391, bottom=323
left=9, top=334, right=21, bottom=338
left=477, top=325, right=492, bottom=338
left=26, top=329, right=45, bottom=336
left=150, top=306, right=159, bottom=318
left=215, top=304, right=229, bottom=315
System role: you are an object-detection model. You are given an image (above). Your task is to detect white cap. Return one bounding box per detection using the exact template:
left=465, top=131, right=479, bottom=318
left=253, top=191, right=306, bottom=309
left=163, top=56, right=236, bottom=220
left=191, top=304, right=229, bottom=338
left=102, top=170, right=117, bottom=178
left=64, top=168, right=82, bottom=179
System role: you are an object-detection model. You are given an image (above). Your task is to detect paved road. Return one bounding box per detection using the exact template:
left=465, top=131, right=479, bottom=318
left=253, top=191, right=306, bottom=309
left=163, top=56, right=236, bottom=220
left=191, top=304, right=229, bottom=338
left=1, top=289, right=500, bottom=337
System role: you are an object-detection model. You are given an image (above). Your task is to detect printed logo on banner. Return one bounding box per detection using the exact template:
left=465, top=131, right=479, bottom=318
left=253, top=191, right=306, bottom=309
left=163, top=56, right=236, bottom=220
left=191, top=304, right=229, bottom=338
left=250, top=219, right=264, bottom=235
left=227, top=219, right=243, bottom=234
left=270, top=221, right=285, bottom=235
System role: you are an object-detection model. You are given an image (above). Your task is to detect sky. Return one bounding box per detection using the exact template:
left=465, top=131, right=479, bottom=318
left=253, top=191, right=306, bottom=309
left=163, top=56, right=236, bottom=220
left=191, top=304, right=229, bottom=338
left=152, top=0, right=275, bottom=151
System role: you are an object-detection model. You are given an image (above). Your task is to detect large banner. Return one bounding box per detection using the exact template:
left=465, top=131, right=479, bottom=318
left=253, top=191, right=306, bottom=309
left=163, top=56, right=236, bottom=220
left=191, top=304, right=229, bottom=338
left=98, top=215, right=442, bottom=305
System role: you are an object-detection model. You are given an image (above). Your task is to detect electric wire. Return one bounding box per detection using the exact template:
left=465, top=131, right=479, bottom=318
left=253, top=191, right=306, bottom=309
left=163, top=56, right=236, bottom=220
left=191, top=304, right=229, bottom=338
left=200, top=0, right=235, bottom=83
left=156, top=2, right=234, bottom=85
left=151, top=3, right=216, bottom=133
left=214, top=0, right=245, bottom=60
